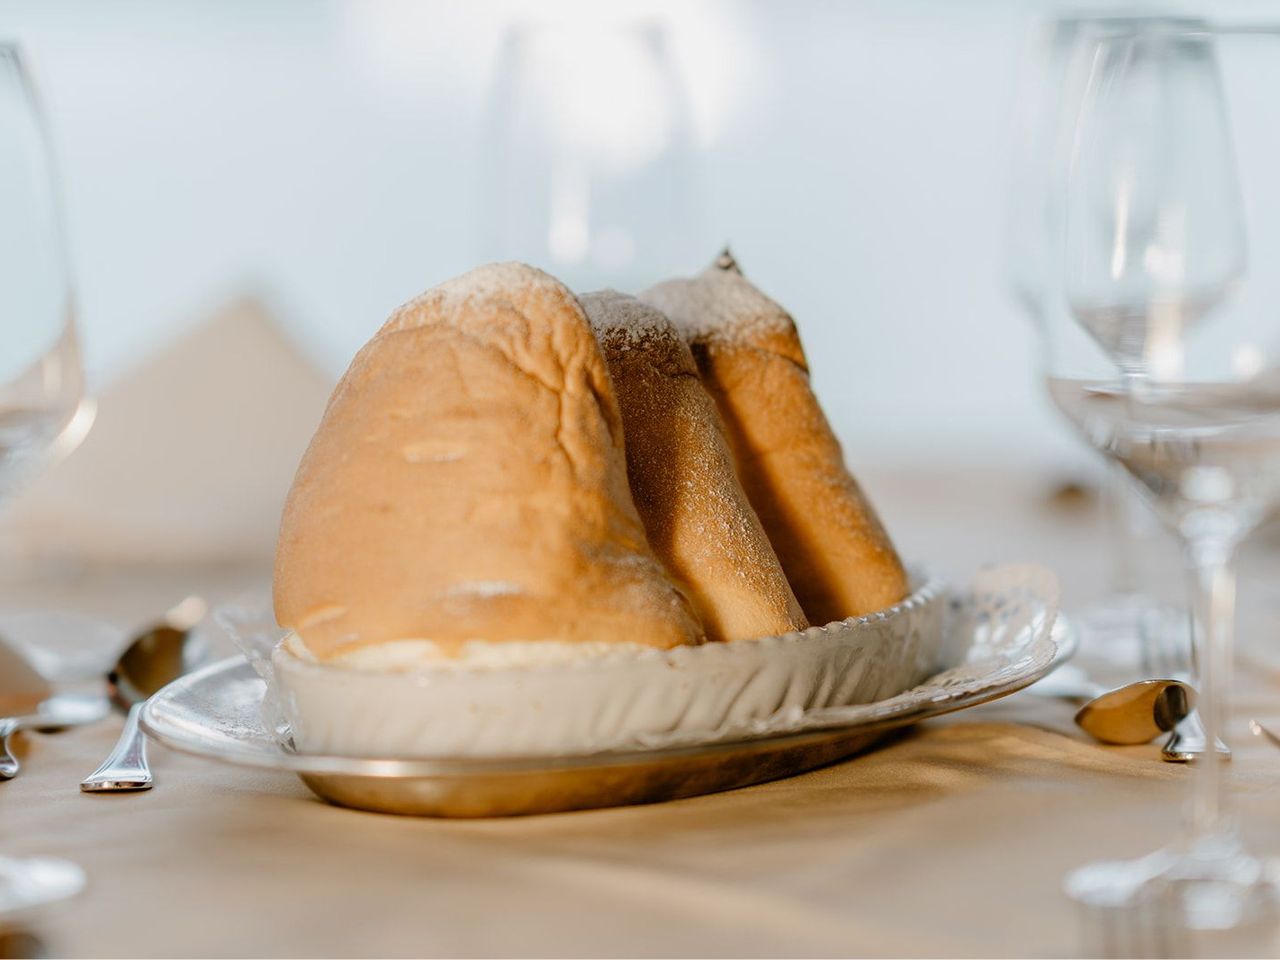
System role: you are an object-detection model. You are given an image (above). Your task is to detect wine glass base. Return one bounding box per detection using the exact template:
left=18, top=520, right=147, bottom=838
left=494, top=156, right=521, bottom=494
left=1066, top=837, right=1280, bottom=956
left=0, top=855, right=84, bottom=924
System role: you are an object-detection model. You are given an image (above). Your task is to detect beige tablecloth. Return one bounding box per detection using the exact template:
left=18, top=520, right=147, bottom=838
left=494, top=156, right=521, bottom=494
left=3, top=464, right=1280, bottom=958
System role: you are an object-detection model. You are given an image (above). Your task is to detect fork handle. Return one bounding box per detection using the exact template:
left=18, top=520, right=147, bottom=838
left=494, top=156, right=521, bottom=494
left=0, top=718, right=18, bottom=780
left=80, top=703, right=152, bottom=792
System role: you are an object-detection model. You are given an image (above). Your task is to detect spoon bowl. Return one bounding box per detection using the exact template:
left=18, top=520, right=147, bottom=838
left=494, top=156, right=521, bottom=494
left=1074, top=678, right=1194, bottom=745
left=26, top=691, right=110, bottom=733
left=0, top=693, right=110, bottom=780
left=108, top=624, right=198, bottom=711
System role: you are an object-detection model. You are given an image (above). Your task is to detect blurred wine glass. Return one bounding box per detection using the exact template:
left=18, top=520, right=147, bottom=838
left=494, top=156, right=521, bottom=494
left=1007, top=16, right=1197, bottom=665
left=0, top=45, right=86, bottom=499
left=480, top=18, right=699, bottom=292
left=1049, top=21, right=1280, bottom=942
left=0, top=42, right=88, bottom=920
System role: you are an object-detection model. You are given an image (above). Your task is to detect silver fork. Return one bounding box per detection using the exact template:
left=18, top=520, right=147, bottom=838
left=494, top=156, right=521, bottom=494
left=1141, top=605, right=1230, bottom=763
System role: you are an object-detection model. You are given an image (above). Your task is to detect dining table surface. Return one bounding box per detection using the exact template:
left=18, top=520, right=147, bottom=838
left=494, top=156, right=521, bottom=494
left=3, top=459, right=1280, bottom=959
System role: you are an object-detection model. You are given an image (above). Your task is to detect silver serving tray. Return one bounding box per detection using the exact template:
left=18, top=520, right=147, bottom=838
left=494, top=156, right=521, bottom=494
left=141, top=615, right=1075, bottom=818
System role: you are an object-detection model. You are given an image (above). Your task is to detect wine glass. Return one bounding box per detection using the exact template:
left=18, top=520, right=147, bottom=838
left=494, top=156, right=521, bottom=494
left=1007, top=15, right=1200, bottom=668
left=0, top=43, right=88, bottom=924
left=1046, top=22, right=1280, bottom=939
left=479, top=18, right=699, bottom=292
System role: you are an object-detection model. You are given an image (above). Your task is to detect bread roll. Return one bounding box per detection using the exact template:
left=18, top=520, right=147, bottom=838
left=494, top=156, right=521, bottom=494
left=274, top=262, right=703, bottom=660
left=581, top=290, right=808, bottom=643
left=642, top=253, right=907, bottom=624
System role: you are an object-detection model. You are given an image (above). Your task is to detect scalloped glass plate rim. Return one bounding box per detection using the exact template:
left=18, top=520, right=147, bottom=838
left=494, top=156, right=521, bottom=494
left=141, top=618, right=1076, bottom=777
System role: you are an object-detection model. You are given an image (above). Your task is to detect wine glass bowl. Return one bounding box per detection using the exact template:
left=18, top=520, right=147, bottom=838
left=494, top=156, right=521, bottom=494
left=1006, top=16, right=1202, bottom=664
left=1054, top=23, right=1280, bottom=538
left=0, top=44, right=83, bottom=498
left=1063, top=24, right=1247, bottom=381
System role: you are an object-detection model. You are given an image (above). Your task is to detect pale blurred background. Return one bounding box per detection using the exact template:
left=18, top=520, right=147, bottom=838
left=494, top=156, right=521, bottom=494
left=1, top=0, right=1279, bottom=577
left=5, top=0, right=1083, bottom=459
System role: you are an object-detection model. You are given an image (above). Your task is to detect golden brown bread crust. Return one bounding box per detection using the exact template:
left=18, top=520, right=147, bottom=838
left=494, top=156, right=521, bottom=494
left=274, top=263, right=703, bottom=659
left=582, top=290, right=808, bottom=643
left=642, top=261, right=908, bottom=624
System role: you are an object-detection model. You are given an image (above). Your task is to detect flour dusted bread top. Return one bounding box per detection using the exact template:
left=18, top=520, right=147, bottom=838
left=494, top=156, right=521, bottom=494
left=274, top=262, right=703, bottom=660
left=642, top=253, right=908, bottom=624
left=582, top=290, right=807, bottom=643
left=644, top=252, right=806, bottom=368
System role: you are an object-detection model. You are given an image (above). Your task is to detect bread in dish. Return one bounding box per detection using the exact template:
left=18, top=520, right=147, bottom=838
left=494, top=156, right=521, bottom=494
left=642, top=252, right=908, bottom=624
left=274, top=262, right=703, bottom=662
left=581, top=290, right=808, bottom=643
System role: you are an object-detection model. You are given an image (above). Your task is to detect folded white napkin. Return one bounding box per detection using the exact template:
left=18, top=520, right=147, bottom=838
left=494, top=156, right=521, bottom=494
left=0, top=296, right=333, bottom=563
left=0, top=635, right=51, bottom=712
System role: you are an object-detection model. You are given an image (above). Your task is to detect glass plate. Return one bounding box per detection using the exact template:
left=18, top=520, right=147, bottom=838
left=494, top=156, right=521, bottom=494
left=141, top=564, right=1075, bottom=817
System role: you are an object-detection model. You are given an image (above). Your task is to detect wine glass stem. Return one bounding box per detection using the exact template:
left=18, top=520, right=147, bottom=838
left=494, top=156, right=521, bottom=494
left=1103, top=462, right=1139, bottom=597
left=1183, top=528, right=1239, bottom=845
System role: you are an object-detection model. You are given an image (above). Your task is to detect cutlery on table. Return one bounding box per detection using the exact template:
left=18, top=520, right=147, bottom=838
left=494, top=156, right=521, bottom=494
left=0, top=693, right=110, bottom=780
left=1071, top=677, right=1193, bottom=746
left=80, top=597, right=206, bottom=793
left=0, top=669, right=45, bottom=782
left=1032, top=663, right=1193, bottom=745
left=0, top=639, right=109, bottom=781
left=1141, top=605, right=1231, bottom=763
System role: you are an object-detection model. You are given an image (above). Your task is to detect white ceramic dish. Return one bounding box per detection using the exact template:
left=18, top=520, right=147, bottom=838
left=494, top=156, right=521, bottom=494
left=214, top=563, right=1057, bottom=761
left=266, top=570, right=946, bottom=758
left=141, top=563, right=1070, bottom=817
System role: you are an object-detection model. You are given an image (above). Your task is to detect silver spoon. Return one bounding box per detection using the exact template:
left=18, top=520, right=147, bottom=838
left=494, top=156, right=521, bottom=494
left=79, top=597, right=205, bottom=793
left=0, top=674, right=46, bottom=782
left=0, top=693, right=110, bottom=780
left=1033, top=664, right=1194, bottom=744
left=1073, top=678, right=1194, bottom=745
